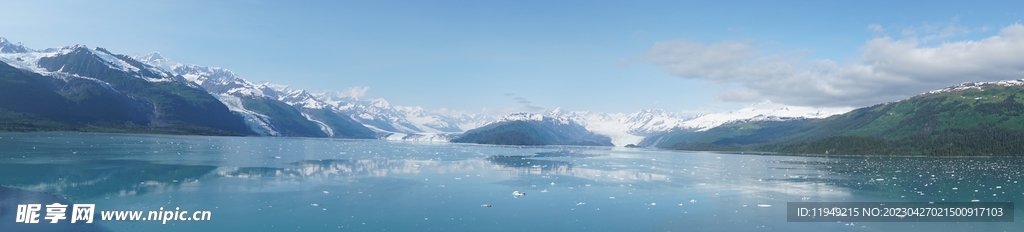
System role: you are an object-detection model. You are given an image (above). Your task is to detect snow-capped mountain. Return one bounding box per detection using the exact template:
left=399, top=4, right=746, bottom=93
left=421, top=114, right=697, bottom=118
left=485, top=102, right=852, bottom=146
left=135, top=52, right=492, bottom=139
left=1, top=36, right=854, bottom=145
left=314, top=91, right=493, bottom=135
left=0, top=43, right=182, bottom=84
left=924, top=79, right=1024, bottom=95
left=0, top=38, right=252, bottom=135
left=395, top=105, right=492, bottom=132
left=495, top=111, right=573, bottom=125
left=620, top=109, right=695, bottom=135
left=136, top=52, right=319, bottom=135
left=668, top=101, right=851, bottom=131
left=0, top=37, right=30, bottom=53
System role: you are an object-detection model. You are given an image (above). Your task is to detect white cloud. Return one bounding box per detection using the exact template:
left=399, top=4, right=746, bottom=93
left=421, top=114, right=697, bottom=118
left=867, top=24, right=885, bottom=34
left=494, top=93, right=545, bottom=116
left=646, top=23, right=1024, bottom=108
left=434, top=107, right=470, bottom=117
left=339, top=86, right=369, bottom=99
left=900, top=19, right=975, bottom=43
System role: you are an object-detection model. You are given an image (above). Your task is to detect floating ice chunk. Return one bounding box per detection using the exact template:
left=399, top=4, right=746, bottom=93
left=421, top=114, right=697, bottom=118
left=690, top=199, right=697, bottom=203
left=513, top=191, right=526, bottom=198
left=757, top=204, right=771, bottom=208
left=577, top=202, right=586, bottom=206
left=952, top=187, right=958, bottom=190
left=609, top=197, right=615, bottom=199
left=650, top=202, right=656, bottom=206
left=971, top=199, right=980, bottom=202
left=311, top=203, right=319, bottom=206
left=323, top=191, right=329, bottom=194
left=481, top=204, right=492, bottom=208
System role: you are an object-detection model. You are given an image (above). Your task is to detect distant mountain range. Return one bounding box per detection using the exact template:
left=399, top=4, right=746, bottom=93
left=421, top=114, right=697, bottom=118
left=643, top=80, right=1024, bottom=156
left=133, top=51, right=490, bottom=139
left=13, top=37, right=1020, bottom=155
left=1, top=37, right=847, bottom=145
left=0, top=40, right=251, bottom=135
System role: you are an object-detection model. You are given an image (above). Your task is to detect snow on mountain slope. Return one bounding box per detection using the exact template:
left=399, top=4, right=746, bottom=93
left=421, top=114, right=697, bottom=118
left=674, top=101, right=851, bottom=131
left=0, top=37, right=30, bottom=53
left=135, top=52, right=178, bottom=73
left=136, top=53, right=285, bottom=135
left=215, top=94, right=280, bottom=136
left=137, top=52, right=265, bottom=96
left=621, top=109, right=694, bottom=135
left=136, top=53, right=492, bottom=139
left=384, top=133, right=460, bottom=142
left=489, top=111, right=637, bottom=144
left=0, top=41, right=177, bottom=84
left=301, top=113, right=334, bottom=137
left=316, top=91, right=492, bottom=135
left=497, top=102, right=851, bottom=147
left=2, top=37, right=853, bottom=143
left=924, top=79, right=1024, bottom=95
left=394, top=105, right=490, bottom=133
left=532, top=109, right=643, bottom=146
left=495, top=111, right=572, bottom=125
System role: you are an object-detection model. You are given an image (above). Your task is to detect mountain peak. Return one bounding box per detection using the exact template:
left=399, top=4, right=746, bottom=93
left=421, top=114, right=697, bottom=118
left=0, top=37, right=30, bottom=53
left=925, top=79, right=1024, bottom=95
left=371, top=98, right=391, bottom=108
left=139, top=51, right=168, bottom=62
left=57, top=44, right=90, bottom=53
left=134, top=51, right=181, bottom=73
left=497, top=112, right=573, bottom=125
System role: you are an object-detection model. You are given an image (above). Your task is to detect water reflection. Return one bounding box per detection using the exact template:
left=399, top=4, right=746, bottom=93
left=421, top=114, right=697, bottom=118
left=2, top=133, right=1022, bottom=232
left=486, top=154, right=672, bottom=182
left=0, top=160, right=214, bottom=200
left=216, top=151, right=671, bottom=184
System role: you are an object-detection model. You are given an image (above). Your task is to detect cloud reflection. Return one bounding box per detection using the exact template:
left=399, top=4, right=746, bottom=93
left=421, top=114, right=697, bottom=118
left=217, top=154, right=671, bottom=183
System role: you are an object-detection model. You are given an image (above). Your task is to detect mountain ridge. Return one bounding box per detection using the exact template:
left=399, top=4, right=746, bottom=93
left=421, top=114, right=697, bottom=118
left=647, top=79, right=1024, bottom=156
left=452, top=112, right=614, bottom=146
left=9, top=36, right=999, bottom=153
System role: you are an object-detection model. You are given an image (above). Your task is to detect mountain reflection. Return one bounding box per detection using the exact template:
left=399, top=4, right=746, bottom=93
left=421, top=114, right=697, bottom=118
left=0, top=160, right=214, bottom=201
left=218, top=152, right=670, bottom=182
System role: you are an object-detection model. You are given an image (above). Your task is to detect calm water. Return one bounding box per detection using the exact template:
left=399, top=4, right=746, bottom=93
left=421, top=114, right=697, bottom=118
left=0, top=132, right=1021, bottom=231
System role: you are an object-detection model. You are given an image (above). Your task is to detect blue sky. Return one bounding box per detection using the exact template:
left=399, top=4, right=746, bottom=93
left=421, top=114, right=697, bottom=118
left=3, top=1, right=1024, bottom=115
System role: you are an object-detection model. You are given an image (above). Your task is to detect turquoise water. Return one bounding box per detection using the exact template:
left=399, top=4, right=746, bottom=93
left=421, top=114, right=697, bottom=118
left=0, top=132, right=1021, bottom=231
